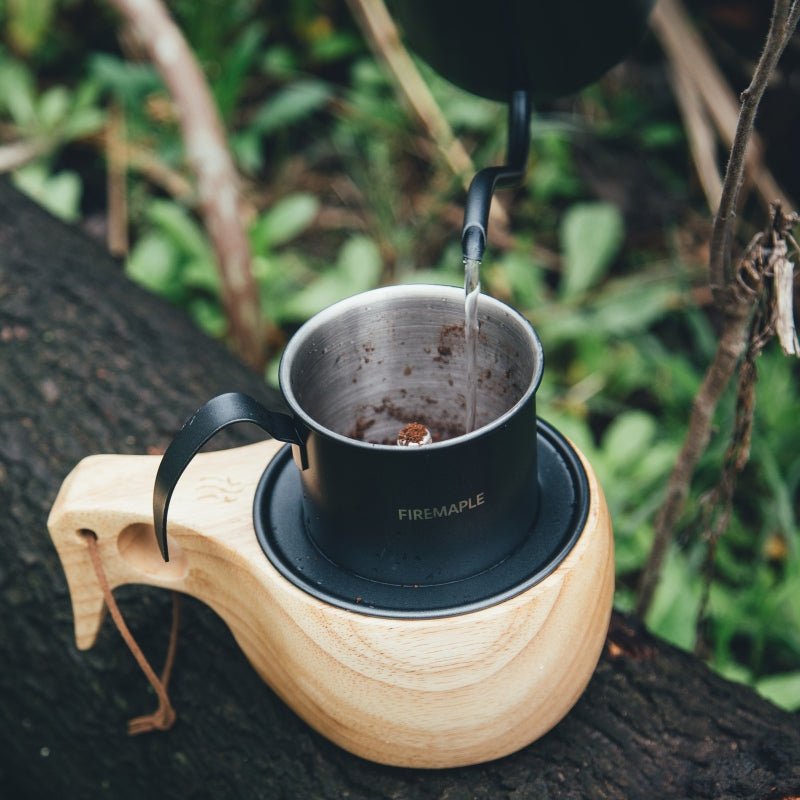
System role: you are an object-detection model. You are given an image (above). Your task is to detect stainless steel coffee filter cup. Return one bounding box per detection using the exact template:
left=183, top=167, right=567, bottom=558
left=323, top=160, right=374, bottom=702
left=282, top=284, right=541, bottom=445
left=279, top=285, right=544, bottom=584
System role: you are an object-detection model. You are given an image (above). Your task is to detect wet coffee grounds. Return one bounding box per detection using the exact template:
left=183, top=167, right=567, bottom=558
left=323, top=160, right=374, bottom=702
left=397, top=422, right=429, bottom=445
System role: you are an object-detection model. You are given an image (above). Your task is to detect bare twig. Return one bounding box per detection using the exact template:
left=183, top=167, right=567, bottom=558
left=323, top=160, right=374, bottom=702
left=774, top=252, right=799, bottom=354
left=345, top=0, right=511, bottom=234
left=106, top=104, right=129, bottom=256
left=0, top=138, right=52, bottom=172
left=125, top=143, right=194, bottom=203
left=105, top=0, right=264, bottom=368
left=709, top=0, right=800, bottom=302
left=666, top=56, right=722, bottom=212
left=694, top=313, right=763, bottom=657
left=636, top=0, right=800, bottom=617
left=651, top=0, right=793, bottom=217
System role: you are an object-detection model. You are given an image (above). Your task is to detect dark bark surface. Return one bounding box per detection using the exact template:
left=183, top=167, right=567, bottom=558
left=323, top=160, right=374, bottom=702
left=1, top=177, right=798, bottom=800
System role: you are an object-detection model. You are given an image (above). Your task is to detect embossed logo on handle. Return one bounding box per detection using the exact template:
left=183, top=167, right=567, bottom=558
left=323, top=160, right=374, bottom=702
left=196, top=475, right=244, bottom=503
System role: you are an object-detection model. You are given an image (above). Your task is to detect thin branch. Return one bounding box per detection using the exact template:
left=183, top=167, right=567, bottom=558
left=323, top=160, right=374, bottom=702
left=651, top=0, right=792, bottom=219
left=0, top=138, right=52, bottom=172
left=636, top=0, right=800, bottom=617
left=666, top=56, right=722, bottom=212
left=708, top=0, right=796, bottom=302
left=105, top=0, right=265, bottom=368
left=106, top=104, right=129, bottom=256
left=125, top=142, right=194, bottom=203
left=636, top=315, right=750, bottom=616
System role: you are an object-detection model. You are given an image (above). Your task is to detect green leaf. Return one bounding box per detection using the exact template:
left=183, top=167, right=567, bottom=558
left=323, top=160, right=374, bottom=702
left=182, top=258, right=221, bottom=295
left=756, top=672, right=800, bottom=711
left=0, top=58, right=36, bottom=126
left=12, top=165, right=81, bottom=221
left=8, top=0, right=55, bottom=55
left=310, top=31, right=362, bottom=63
left=440, top=94, right=499, bottom=132
left=213, top=23, right=266, bottom=121
left=188, top=297, right=226, bottom=338
left=37, top=86, right=69, bottom=129
left=89, top=54, right=160, bottom=103
left=494, top=249, right=543, bottom=309
left=282, top=235, right=382, bottom=320
left=591, top=281, right=675, bottom=336
left=231, top=130, right=263, bottom=175
left=640, top=122, right=684, bottom=149
left=125, top=233, right=179, bottom=295
left=613, top=522, right=654, bottom=575
left=265, top=348, right=284, bottom=389
left=147, top=201, right=211, bottom=260
left=252, top=193, right=319, bottom=251
left=337, top=235, right=383, bottom=283
left=602, top=410, right=656, bottom=470
left=261, top=44, right=298, bottom=78
left=62, top=106, right=105, bottom=140
left=560, top=202, right=624, bottom=298
left=645, top=546, right=702, bottom=650
left=252, top=80, right=332, bottom=136
left=125, top=234, right=180, bottom=295
left=529, top=131, right=581, bottom=201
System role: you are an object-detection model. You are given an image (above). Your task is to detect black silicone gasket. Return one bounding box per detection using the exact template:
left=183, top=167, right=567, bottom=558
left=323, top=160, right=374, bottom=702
left=253, top=418, right=589, bottom=619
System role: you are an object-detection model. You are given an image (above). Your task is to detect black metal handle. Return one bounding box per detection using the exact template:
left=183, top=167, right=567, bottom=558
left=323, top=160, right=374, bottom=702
left=153, top=392, right=308, bottom=561
left=461, top=89, right=532, bottom=263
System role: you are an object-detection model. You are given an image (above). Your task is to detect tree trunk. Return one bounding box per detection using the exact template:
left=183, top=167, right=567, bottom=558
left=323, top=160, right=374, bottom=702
left=1, top=178, right=798, bottom=799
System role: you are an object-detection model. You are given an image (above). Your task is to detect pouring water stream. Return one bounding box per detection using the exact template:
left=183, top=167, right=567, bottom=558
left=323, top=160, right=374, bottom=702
left=464, top=257, right=481, bottom=434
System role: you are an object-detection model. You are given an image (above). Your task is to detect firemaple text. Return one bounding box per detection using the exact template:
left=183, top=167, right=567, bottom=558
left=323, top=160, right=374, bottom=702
left=397, top=493, right=486, bottom=521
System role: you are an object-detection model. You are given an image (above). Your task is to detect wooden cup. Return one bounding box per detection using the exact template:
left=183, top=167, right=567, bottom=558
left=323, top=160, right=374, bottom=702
left=48, top=439, right=613, bottom=768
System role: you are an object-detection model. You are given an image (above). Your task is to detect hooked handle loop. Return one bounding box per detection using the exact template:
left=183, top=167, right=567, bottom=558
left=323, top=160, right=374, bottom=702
left=153, top=392, right=308, bottom=562
left=461, top=89, right=532, bottom=263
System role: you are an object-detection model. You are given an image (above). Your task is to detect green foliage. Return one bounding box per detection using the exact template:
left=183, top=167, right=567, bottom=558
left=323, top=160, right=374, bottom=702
left=1, top=0, right=798, bottom=712
left=0, top=53, right=104, bottom=142
left=251, top=79, right=332, bottom=137
left=757, top=671, right=800, bottom=712
left=560, top=201, right=625, bottom=298
left=6, top=0, right=55, bottom=55
left=529, top=127, right=583, bottom=201
left=11, top=163, right=81, bottom=220
left=282, top=235, right=382, bottom=320
left=251, top=192, right=319, bottom=251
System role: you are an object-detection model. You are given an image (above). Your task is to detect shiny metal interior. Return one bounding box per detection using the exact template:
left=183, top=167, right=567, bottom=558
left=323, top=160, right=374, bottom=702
left=281, top=285, right=542, bottom=445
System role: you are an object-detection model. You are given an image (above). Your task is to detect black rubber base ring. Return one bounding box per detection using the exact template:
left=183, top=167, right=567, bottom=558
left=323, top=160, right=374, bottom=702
left=253, top=418, right=590, bottom=619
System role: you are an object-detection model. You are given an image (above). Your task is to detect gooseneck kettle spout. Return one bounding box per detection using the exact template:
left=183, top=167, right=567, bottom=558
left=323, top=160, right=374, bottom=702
left=461, top=90, right=531, bottom=264
left=386, top=0, right=656, bottom=263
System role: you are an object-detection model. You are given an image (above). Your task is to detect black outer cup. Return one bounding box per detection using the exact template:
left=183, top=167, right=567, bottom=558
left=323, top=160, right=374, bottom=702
left=296, top=401, right=538, bottom=585
left=280, top=285, right=544, bottom=585
left=154, top=285, right=544, bottom=586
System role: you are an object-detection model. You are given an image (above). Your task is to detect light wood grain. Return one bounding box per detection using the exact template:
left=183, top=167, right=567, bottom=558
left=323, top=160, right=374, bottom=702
left=48, top=439, right=613, bottom=768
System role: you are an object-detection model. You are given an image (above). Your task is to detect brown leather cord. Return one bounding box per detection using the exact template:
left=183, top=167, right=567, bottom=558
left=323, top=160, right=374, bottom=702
left=82, top=531, right=180, bottom=734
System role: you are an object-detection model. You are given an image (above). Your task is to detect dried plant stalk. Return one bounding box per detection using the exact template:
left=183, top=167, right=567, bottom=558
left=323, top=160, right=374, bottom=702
left=651, top=0, right=792, bottom=217
left=774, top=256, right=799, bottom=355
left=636, top=0, right=800, bottom=617
left=345, top=0, right=511, bottom=233
left=106, top=104, right=129, bottom=256
left=106, top=0, right=265, bottom=368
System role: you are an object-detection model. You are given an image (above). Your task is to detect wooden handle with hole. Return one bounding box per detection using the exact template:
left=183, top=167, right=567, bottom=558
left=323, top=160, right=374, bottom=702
left=47, top=440, right=282, bottom=649
left=47, top=439, right=613, bottom=768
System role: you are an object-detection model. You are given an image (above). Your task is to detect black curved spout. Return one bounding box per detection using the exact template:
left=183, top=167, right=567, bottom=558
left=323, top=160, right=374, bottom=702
left=461, top=90, right=532, bottom=264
